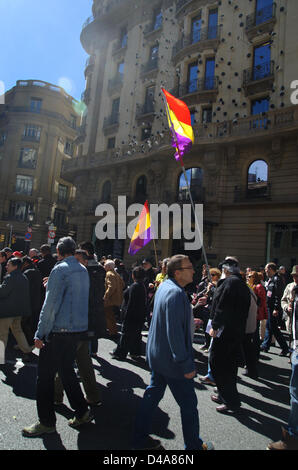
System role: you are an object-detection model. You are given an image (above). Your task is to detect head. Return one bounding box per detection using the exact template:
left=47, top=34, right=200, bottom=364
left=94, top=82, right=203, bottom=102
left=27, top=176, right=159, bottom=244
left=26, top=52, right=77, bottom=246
left=247, top=270, right=260, bottom=286
left=3, top=248, right=13, bottom=259
left=209, top=268, right=221, bottom=284
left=0, top=250, right=7, bottom=264
left=257, top=271, right=264, bottom=281
left=40, top=244, right=52, bottom=258
left=13, top=251, right=23, bottom=259
left=104, top=260, right=115, bottom=272
left=132, top=266, right=145, bottom=283
left=161, top=258, right=170, bottom=274
left=21, top=255, right=34, bottom=271
left=75, top=249, right=88, bottom=266
left=79, top=241, right=95, bottom=257
left=167, top=254, right=194, bottom=288
left=56, top=237, right=76, bottom=260
left=279, top=266, right=286, bottom=275
left=6, top=257, right=22, bottom=274
left=291, top=266, right=298, bottom=285
left=29, top=248, right=39, bottom=259
left=265, top=262, right=277, bottom=279
left=218, top=256, right=240, bottom=278
left=142, top=258, right=152, bottom=271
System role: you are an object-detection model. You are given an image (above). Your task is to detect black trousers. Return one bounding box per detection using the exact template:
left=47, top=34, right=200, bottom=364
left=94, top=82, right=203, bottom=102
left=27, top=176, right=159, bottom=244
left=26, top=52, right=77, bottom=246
left=114, top=321, right=144, bottom=358
left=242, top=331, right=258, bottom=376
left=210, top=337, right=242, bottom=409
left=36, top=332, right=88, bottom=427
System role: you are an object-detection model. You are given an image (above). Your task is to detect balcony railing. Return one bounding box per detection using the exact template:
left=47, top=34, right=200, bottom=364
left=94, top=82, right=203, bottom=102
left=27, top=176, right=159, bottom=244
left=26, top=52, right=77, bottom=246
left=103, top=113, right=119, bottom=129
left=136, top=102, right=155, bottom=118
left=172, top=76, right=219, bottom=97
left=141, top=57, right=158, bottom=76
left=246, top=3, right=276, bottom=30
left=234, top=183, right=271, bottom=202
left=172, top=26, right=220, bottom=58
left=107, top=73, right=124, bottom=93
left=143, top=19, right=163, bottom=36
left=243, top=60, right=275, bottom=85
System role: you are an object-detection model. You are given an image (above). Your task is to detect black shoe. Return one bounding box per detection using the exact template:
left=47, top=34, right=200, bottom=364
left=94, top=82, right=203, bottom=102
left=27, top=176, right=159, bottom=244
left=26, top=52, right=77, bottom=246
left=132, top=436, right=162, bottom=450
left=109, top=351, right=125, bottom=360
left=279, top=350, right=289, bottom=357
left=242, top=370, right=258, bottom=379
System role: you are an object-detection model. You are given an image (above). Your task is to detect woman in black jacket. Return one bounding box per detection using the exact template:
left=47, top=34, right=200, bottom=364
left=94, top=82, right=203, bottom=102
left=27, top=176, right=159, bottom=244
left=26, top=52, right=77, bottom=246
left=111, top=266, right=147, bottom=360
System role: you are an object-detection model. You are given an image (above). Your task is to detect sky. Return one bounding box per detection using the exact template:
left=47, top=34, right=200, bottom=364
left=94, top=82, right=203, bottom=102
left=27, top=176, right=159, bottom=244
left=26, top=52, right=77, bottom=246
left=0, top=0, right=93, bottom=101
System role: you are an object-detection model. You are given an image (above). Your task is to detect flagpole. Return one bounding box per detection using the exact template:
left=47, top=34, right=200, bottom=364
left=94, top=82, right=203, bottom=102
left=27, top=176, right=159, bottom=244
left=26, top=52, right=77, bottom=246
left=161, top=89, right=211, bottom=282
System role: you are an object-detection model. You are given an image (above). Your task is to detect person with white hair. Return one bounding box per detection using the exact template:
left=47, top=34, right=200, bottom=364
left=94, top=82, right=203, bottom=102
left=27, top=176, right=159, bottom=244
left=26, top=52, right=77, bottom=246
left=103, top=259, right=125, bottom=341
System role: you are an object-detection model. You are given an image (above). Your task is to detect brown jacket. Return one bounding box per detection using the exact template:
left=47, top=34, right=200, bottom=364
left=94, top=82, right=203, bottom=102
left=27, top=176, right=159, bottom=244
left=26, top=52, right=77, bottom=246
left=104, top=270, right=125, bottom=307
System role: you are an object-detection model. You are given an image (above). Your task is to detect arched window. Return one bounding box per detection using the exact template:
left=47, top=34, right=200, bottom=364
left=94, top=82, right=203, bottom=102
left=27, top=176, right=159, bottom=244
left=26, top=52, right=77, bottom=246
left=178, top=167, right=204, bottom=203
left=247, top=160, right=268, bottom=196
left=101, top=180, right=111, bottom=203
left=135, top=175, right=147, bottom=203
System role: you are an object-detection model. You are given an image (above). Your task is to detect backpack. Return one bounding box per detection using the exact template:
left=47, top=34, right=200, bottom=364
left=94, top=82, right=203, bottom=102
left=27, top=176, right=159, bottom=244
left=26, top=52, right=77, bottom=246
left=245, top=289, right=258, bottom=334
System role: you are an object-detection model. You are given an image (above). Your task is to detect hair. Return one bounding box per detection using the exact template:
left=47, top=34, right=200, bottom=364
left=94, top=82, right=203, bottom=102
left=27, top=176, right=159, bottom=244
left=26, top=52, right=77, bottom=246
left=258, top=271, right=264, bottom=281
left=209, top=268, right=221, bottom=278
left=266, top=262, right=277, bottom=272
left=0, top=250, right=7, bottom=260
left=162, top=258, right=170, bottom=267
left=167, top=254, right=188, bottom=278
left=75, top=249, right=89, bottom=261
left=8, top=257, right=22, bottom=269
left=79, top=241, right=95, bottom=256
left=40, top=244, right=52, bottom=255
left=132, top=266, right=145, bottom=282
left=249, top=271, right=261, bottom=285
left=57, top=237, right=76, bottom=257
left=104, top=260, right=115, bottom=270
left=22, top=255, right=35, bottom=269
left=240, top=271, right=246, bottom=281
left=3, top=247, right=13, bottom=253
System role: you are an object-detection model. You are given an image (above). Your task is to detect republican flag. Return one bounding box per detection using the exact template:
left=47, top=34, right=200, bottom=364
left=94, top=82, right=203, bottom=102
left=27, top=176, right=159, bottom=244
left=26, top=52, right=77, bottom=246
left=161, top=88, right=194, bottom=164
left=128, top=200, right=153, bottom=255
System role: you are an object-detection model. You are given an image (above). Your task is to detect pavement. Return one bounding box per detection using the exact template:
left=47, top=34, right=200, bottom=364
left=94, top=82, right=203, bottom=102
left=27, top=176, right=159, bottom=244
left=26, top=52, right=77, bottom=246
left=0, top=329, right=292, bottom=452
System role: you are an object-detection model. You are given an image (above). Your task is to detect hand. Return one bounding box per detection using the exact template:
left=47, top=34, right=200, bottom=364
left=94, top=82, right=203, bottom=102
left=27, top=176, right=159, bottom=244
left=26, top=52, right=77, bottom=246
left=209, top=328, right=218, bottom=338
left=288, top=305, right=292, bottom=313
left=43, top=277, right=49, bottom=288
left=273, top=310, right=279, bottom=317
left=34, top=339, right=44, bottom=349
left=198, top=296, right=207, bottom=306
left=184, top=370, right=196, bottom=379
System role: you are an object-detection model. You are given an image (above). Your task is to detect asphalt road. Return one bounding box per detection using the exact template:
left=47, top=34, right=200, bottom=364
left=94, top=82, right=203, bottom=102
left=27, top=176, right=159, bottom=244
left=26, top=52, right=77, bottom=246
left=0, top=329, right=292, bottom=452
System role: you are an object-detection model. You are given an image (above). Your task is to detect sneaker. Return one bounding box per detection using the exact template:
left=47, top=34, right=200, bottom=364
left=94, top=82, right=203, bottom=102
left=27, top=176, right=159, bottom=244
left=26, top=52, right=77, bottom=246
left=267, top=427, right=298, bottom=450
left=68, top=410, right=94, bottom=428
left=22, top=422, right=56, bottom=437
left=132, top=436, right=162, bottom=450
left=199, top=375, right=216, bottom=386
left=201, top=441, right=215, bottom=450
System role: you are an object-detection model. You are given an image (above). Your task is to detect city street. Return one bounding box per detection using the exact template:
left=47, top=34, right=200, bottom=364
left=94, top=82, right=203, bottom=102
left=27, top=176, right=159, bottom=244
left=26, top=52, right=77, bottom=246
left=0, top=329, right=292, bottom=452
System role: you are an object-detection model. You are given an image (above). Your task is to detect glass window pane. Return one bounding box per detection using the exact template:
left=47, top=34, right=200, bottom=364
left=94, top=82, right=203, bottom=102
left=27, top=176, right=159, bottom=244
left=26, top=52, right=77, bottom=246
left=208, top=9, right=218, bottom=39
left=188, top=63, right=198, bottom=93
left=192, top=15, right=202, bottom=43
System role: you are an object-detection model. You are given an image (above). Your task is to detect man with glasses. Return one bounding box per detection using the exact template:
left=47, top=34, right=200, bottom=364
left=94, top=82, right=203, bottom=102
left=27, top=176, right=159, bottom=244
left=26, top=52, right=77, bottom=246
left=133, top=254, right=213, bottom=451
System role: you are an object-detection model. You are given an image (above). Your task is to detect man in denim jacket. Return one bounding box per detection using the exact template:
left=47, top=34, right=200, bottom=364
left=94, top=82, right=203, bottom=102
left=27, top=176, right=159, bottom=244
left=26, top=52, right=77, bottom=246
left=22, top=237, right=92, bottom=437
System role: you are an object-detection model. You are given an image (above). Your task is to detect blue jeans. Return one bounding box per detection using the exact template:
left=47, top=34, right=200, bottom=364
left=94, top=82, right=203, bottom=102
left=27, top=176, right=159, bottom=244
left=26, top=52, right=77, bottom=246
left=133, top=371, right=203, bottom=450
left=262, top=311, right=289, bottom=352
left=287, top=350, right=298, bottom=437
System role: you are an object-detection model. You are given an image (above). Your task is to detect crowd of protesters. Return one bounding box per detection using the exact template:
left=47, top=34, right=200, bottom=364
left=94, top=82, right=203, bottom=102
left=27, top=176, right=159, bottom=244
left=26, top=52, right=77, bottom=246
left=0, top=238, right=297, bottom=450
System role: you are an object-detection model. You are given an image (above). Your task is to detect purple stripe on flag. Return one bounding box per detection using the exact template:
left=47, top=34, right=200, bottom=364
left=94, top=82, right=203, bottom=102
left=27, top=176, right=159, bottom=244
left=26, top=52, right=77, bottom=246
left=128, top=227, right=153, bottom=255
left=171, top=132, right=192, bottom=161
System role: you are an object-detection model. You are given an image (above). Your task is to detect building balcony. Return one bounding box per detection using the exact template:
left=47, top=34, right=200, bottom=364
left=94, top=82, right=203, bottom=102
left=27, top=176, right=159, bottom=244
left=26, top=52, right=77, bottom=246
left=140, top=58, right=159, bottom=79
left=143, top=19, right=163, bottom=40
left=175, top=0, right=200, bottom=18
left=107, top=73, right=124, bottom=94
left=243, top=60, right=275, bottom=96
left=172, top=26, right=220, bottom=65
left=177, top=187, right=206, bottom=205
left=103, top=113, right=119, bottom=135
left=84, top=55, right=95, bottom=77
left=234, top=183, right=271, bottom=203
left=171, top=77, right=219, bottom=105
left=136, top=102, right=155, bottom=122
left=246, top=3, right=276, bottom=40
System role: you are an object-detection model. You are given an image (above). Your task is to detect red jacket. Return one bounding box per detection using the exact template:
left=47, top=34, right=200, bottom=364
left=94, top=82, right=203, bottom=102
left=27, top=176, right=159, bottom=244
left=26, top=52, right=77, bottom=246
left=253, top=284, right=268, bottom=321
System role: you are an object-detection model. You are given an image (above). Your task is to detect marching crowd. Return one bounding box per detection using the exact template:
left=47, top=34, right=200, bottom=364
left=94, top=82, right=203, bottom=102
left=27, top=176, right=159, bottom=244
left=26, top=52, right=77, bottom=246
left=0, top=237, right=297, bottom=450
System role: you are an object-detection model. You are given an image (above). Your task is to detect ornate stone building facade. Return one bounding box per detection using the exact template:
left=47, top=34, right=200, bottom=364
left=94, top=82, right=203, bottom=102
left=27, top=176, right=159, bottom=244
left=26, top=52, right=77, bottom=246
left=62, top=0, right=298, bottom=269
left=0, top=80, right=79, bottom=250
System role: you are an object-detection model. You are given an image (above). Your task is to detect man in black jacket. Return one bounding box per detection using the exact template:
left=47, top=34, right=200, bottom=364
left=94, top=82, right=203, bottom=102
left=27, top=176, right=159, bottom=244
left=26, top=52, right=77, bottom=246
left=0, top=257, right=33, bottom=364
left=21, top=256, right=43, bottom=347
left=37, top=245, right=57, bottom=305
left=261, top=262, right=289, bottom=356
left=209, top=257, right=251, bottom=413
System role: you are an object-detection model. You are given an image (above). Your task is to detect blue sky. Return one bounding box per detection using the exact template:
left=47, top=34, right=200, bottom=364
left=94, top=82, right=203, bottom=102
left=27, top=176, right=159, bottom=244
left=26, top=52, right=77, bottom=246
left=0, top=0, right=93, bottom=101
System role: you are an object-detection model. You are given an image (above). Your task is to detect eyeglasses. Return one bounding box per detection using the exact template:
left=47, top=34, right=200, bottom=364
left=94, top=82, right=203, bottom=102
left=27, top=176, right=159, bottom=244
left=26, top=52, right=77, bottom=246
left=211, top=273, right=218, bottom=277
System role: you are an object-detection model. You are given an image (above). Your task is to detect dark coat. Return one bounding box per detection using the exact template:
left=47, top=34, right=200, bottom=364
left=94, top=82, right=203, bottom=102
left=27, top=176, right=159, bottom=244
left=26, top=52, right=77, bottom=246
left=265, top=274, right=284, bottom=314
left=210, top=274, right=251, bottom=340
left=86, top=259, right=107, bottom=338
left=0, top=269, right=31, bottom=319
left=23, top=267, right=42, bottom=313
left=37, top=254, right=57, bottom=279
left=121, top=281, right=147, bottom=329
